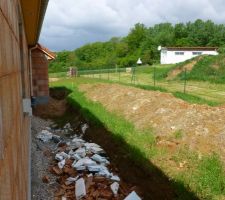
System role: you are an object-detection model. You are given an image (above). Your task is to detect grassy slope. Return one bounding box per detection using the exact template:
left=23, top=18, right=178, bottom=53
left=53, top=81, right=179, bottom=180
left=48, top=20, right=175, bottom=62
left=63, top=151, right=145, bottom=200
left=51, top=78, right=225, bottom=200
left=169, top=54, right=225, bottom=84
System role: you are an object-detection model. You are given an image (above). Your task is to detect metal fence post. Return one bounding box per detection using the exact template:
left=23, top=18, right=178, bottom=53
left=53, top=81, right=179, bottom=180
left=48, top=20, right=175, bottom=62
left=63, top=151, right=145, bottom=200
left=119, top=69, right=120, bottom=82
left=184, top=68, right=187, bottom=94
left=131, top=67, right=136, bottom=84
left=153, top=67, right=156, bottom=87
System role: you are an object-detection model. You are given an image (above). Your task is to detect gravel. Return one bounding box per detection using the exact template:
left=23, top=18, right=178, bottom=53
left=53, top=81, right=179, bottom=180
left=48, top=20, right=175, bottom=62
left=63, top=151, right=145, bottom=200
left=31, top=116, right=58, bottom=200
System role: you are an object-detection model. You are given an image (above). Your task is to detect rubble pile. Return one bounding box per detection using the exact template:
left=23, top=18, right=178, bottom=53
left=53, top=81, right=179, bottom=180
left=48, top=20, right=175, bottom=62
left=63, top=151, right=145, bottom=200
left=37, top=123, right=142, bottom=200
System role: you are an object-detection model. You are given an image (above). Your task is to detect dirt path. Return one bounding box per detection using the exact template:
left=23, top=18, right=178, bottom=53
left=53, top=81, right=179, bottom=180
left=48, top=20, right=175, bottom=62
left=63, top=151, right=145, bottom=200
left=79, top=83, right=225, bottom=160
left=31, top=88, right=199, bottom=200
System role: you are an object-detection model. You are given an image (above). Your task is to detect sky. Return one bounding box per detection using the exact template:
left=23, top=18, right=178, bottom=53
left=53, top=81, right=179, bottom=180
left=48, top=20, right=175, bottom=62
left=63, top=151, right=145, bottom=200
left=39, top=0, right=225, bottom=51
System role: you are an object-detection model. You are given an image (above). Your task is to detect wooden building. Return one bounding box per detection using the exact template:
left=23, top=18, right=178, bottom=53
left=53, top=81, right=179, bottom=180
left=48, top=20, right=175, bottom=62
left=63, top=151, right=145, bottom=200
left=0, top=0, right=49, bottom=199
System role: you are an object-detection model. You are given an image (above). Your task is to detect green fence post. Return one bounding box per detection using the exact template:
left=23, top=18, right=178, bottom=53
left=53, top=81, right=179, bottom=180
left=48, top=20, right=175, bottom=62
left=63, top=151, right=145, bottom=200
left=184, top=68, right=187, bottom=94
left=153, top=67, right=156, bottom=87
left=108, top=69, right=109, bottom=80
left=131, top=67, right=136, bottom=84
left=119, top=69, right=120, bottom=82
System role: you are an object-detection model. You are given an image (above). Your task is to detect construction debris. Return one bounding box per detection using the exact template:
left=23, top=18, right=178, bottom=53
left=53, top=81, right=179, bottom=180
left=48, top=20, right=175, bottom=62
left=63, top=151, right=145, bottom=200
left=36, top=130, right=53, bottom=142
left=37, top=124, right=141, bottom=200
left=75, top=178, right=86, bottom=199
left=124, top=191, right=142, bottom=200
left=111, top=182, right=119, bottom=196
left=81, top=123, right=89, bottom=134
left=42, top=175, right=50, bottom=183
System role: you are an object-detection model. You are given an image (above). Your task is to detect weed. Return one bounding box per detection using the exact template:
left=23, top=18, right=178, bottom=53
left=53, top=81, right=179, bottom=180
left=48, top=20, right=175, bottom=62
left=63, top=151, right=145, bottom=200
left=173, top=130, right=183, bottom=139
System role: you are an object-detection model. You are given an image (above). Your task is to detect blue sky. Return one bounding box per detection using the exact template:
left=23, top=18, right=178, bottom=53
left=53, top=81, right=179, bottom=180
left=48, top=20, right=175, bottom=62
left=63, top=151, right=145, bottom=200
left=39, top=0, right=225, bottom=51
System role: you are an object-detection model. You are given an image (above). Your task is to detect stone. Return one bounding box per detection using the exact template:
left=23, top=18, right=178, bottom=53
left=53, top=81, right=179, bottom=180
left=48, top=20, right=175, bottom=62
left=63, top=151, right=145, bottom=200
left=110, top=182, right=119, bottom=196
left=75, top=178, right=86, bottom=200
left=124, top=191, right=142, bottom=200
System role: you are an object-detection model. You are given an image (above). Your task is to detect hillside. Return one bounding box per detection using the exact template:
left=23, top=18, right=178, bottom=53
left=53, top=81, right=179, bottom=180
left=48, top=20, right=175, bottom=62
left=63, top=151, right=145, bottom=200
left=167, top=54, right=225, bottom=83
left=49, top=19, right=225, bottom=73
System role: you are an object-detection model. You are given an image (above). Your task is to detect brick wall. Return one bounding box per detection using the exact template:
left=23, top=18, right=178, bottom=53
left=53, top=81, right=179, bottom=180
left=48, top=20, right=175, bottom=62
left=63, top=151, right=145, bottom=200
left=0, top=0, right=31, bottom=199
left=32, top=48, right=49, bottom=104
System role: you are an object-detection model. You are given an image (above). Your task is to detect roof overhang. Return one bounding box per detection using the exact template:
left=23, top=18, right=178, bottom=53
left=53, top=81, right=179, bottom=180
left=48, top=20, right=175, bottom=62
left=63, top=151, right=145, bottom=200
left=163, top=47, right=219, bottom=51
left=36, top=43, right=56, bottom=60
left=20, top=0, right=49, bottom=46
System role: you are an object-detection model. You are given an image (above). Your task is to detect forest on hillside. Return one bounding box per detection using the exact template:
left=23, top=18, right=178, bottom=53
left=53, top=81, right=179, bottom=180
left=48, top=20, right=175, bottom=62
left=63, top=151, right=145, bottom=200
left=49, top=19, right=225, bottom=72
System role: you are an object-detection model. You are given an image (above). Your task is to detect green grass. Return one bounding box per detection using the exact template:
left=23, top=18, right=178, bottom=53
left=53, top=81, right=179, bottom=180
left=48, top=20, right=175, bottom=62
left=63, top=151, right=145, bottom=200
left=176, top=54, right=225, bottom=84
left=194, top=154, right=225, bottom=199
left=173, top=92, right=220, bottom=106
left=49, top=72, right=67, bottom=78
left=50, top=78, right=225, bottom=200
left=173, top=130, right=183, bottom=139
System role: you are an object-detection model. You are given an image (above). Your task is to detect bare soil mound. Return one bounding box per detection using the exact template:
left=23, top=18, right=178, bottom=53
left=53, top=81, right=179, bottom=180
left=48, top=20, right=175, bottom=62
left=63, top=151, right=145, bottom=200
left=167, top=56, right=202, bottom=80
left=79, top=83, right=225, bottom=160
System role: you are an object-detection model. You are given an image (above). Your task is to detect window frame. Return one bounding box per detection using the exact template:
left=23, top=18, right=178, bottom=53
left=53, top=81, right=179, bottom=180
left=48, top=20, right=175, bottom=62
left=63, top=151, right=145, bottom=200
left=192, top=52, right=202, bottom=55
left=175, top=51, right=185, bottom=55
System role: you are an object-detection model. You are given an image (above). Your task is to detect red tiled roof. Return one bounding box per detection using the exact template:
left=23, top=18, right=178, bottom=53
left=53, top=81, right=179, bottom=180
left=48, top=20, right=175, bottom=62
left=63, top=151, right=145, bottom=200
left=36, top=43, right=56, bottom=60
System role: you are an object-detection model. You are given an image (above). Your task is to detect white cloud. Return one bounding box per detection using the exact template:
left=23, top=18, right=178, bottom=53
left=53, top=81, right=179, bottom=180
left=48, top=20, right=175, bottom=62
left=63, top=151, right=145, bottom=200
left=39, top=0, right=225, bottom=51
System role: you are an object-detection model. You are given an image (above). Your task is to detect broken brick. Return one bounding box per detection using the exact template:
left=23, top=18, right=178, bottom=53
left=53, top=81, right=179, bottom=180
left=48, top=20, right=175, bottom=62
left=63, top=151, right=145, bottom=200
left=42, top=175, right=50, bottom=183
left=52, top=166, right=63, bottom=175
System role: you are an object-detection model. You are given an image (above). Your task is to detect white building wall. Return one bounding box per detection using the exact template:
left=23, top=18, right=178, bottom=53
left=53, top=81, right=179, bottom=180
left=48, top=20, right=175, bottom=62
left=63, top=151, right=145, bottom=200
left=160, top=50, right=218, bottom=64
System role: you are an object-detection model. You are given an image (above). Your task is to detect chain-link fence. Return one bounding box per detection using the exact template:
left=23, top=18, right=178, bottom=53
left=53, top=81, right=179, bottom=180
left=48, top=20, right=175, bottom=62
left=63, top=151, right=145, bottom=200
left=50, top=66, right=225, bottom=104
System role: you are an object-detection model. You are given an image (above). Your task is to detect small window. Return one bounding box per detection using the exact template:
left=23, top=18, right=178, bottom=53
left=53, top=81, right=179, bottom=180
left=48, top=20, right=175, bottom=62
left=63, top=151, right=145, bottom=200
left=175, top=52, right=184, bottom=55
left=192, top=52, right=202, bottom=55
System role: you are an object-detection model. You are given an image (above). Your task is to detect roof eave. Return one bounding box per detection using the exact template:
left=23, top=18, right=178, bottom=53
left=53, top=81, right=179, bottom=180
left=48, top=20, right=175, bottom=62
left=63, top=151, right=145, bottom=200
left=20, top=0, right=49, bottom=46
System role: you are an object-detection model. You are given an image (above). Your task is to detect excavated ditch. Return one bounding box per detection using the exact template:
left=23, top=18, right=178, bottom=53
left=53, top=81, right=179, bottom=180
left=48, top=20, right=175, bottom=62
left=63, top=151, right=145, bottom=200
left=31, top=87, right=199, bottom=200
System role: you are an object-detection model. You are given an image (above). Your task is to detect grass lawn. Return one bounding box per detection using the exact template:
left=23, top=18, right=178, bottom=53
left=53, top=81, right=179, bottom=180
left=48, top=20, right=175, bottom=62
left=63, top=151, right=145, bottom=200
left=50, top=77, right=225, bottom=200
left=49, top=62, right=225, bottom=105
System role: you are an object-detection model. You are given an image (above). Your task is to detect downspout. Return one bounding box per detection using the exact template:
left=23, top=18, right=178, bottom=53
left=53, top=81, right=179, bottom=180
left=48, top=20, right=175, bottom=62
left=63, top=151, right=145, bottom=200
left=28, top=45, right=36, bottom=200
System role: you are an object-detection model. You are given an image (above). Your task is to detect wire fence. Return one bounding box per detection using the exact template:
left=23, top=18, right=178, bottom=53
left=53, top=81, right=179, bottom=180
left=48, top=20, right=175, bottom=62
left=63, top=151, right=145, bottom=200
left=50, top=66, right=225, bottom=104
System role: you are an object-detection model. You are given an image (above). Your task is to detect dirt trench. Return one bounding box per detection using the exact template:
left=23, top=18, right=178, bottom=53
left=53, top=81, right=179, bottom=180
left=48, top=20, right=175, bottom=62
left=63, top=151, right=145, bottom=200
left=31, top=87, right=199, bottom=200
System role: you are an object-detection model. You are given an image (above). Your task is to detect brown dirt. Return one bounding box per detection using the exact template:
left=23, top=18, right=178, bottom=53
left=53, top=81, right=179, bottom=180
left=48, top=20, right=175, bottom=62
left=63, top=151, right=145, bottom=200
left=33, top=89, right=199, bottom=200
left=167, top=57, right=202, bottom=80
left=79, top=83, right=225, bottom=161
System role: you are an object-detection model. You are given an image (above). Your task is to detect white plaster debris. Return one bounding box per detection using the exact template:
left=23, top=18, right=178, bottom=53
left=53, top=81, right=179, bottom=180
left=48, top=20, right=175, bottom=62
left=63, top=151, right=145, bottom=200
left=58, top=159, right=66, bottom=169
left=36, top=130, right=53, bottom=142
left=81, top=123, right=89, bottom=134
left=75, top=148, right=86, bottom=158
left=64, top=123, right=71, bottom=129
left=89, top=146, right=105, bottom=154
left=72, top=158, right=97, bottom=170
left=111, top=175, right=120, bottom=182
left=91, top=154, right=109, bottom=165
left=75, top=178, right=86, bottom=200
left=124, top=191, right=142, bottom=200
left=110, top=182, right=119, bottom=196
left=55, top=152, right=69, bottom=161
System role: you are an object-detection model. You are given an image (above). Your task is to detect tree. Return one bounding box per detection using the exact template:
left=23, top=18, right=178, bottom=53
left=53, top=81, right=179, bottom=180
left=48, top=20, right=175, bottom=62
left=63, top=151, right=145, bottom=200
left=127, top=23, right=147, bottom=51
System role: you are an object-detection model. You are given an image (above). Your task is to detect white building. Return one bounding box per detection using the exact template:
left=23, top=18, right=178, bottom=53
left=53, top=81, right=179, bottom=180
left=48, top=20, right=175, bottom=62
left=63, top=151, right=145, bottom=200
left=159, top=47, right=218, bottom=64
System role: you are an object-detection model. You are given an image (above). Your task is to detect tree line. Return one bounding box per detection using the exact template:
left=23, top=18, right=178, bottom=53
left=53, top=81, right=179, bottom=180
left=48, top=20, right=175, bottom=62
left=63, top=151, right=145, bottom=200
left=49, top=19, right=225, bottom=72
